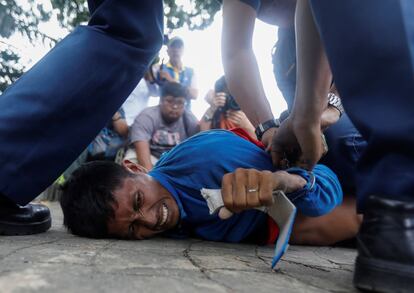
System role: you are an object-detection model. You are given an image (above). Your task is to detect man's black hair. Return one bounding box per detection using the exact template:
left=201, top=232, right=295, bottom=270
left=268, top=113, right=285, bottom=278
left=160, top=81, right=188, bottom=99
left=167, top=36, right=184, bottom=48
left=59, top=161, right=133, bottom=238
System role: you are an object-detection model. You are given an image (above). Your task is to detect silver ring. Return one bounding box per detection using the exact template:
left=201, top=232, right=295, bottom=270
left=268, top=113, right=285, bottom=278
left=247, top=188, right=258, bottom=193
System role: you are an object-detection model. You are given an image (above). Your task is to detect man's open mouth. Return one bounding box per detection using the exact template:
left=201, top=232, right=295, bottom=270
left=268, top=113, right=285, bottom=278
left=155, top=202, right=169, bottom=230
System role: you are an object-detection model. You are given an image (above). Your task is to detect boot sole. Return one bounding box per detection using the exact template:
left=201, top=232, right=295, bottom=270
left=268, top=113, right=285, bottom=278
left=354, top=255, right=414, bottom=293
left=0, top=217, right=52, bottom=235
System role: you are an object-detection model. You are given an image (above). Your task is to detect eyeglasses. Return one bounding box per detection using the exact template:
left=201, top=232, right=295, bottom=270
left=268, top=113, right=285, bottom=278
left=163, top=98, right=187, bottom=108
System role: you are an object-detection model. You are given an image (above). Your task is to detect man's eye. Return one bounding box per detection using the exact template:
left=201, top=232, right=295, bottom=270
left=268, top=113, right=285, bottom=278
left=137, top=192, right=143, bottom=209
left=134, top=192, right=142, bottom=211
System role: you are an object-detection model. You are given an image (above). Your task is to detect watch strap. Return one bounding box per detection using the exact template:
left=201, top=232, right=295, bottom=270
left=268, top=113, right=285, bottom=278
left=327, top=92, right=344, bottom=116
left=255, top=118, right=280, bottom=140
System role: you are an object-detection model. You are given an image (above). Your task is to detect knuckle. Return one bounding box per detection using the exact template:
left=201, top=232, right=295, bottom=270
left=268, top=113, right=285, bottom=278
left=233, top=198, right=245, bottom=209
left=223, top=196, right=232, bottom=208
left=234, top=168, right=247, bottom=179
left=261, top=171, right=273, bottom=182
left=222, top=173, right=232, bottom=183
left=260, top=194, right=273, bottom=206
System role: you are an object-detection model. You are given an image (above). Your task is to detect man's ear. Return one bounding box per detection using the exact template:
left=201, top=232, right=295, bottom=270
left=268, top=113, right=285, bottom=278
left=122, top=160, right=148, bottom=174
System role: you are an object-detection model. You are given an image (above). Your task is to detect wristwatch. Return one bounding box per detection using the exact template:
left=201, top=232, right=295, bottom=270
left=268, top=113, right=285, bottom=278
left=327, top=92, right=344, bottom=117
left=255, top=118, right=280, bottom=141
left=203, top=108, right=215, bottom=122
left=203, top=113, right=213, bottom=122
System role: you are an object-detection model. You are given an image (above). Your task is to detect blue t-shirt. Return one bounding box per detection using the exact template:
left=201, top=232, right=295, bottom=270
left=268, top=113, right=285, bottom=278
left=149, top=130, right=342, bottom=243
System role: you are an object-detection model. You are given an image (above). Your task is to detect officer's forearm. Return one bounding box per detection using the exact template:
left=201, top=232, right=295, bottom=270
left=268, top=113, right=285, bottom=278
left=291, top=0, right=332, bottom=125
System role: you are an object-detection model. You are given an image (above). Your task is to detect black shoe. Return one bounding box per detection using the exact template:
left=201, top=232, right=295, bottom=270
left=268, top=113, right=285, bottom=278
left=353, top=195, right=414, bottom=293
left=0, top=194, right=52, bottom=235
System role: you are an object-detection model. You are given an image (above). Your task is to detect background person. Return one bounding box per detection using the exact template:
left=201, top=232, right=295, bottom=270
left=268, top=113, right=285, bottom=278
left=124, top=82, right=199, bottom=170
left=87, top=109, right=129, bottom=162
left=157, top=37, right=198, bottom=108
left=200, top=76, right=256, bottom=137
left=122, top=66, right=160, bottom=127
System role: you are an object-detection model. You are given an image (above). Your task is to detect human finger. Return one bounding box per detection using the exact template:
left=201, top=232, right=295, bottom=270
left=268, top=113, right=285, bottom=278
left=214, top=92, right=227, bottom=107
left=221, top=173, right=234, bottom=211
left=262, top=127, right=277, bottom=150
left=271, top=140, right=289, bottom=169
left=296, top=128, right=322, bottom=170
left=227, top=111, right=241, bottom=125
left=232, top=168, right=247, bottom=212
left=246, top=169, right=261, bottom=208
left=258, top=171, right=274, bottom=206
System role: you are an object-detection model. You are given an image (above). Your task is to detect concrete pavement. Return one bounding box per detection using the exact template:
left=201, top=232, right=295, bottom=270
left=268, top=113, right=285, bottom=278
left=0, top=202, right=358, bottom=293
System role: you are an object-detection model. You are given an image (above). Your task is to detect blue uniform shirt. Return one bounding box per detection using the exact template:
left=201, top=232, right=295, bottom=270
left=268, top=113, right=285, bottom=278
left=149, top=130, right=342, bottom=243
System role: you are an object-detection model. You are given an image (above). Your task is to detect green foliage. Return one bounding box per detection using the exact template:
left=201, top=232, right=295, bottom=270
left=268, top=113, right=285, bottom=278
left=49, top=0, right=222, bottom=30
left=0, top=48, right=23, bottom=93
left=0, top=0, right=52, bottom=41
left=1, top=0, right=54, bottom=93
left=164, top=0, right=221, bottom=31
left=50, top=0, right=89, bottom=28
left=0, top=0, right=221, bottom=93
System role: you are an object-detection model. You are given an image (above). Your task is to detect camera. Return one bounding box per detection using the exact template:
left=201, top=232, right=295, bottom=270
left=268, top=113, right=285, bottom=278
left=214, top=76, right=241, bottom=111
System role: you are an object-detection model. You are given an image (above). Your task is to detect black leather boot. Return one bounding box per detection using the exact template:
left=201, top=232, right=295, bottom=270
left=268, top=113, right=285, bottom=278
left=354, top=195, right=414, bottom=292
left=0, top=194, right=51, bottom=235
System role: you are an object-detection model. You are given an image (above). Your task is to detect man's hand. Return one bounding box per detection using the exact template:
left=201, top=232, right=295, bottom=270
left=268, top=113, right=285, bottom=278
left=221, top=168, right=306, bottom=214
left=271, top=117, right=325, bottom=170
left=271, top=102, right=339, bottom=170
left=213, top=92, right=227, bottom=109
left=261, top=127, right=278, bottom=149
left=227, top=110, right=256, bottom=136
left=159, top=69, right=174, bottom=82
left=321, top=105, right=341, bottom=130
left=226, top=110, right=249, bottom=127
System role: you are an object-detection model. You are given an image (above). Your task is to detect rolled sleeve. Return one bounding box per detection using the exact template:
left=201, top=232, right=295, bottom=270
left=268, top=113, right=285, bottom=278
left=286, top=164, right=343, bottom=217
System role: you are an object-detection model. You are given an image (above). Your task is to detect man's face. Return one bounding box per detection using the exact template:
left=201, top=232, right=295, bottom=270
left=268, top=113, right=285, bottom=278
left=167, top=46, right=184, bottom=64
left=107, top=161, right=180, bottom=239
left=160, top=95, right=186, bottom=124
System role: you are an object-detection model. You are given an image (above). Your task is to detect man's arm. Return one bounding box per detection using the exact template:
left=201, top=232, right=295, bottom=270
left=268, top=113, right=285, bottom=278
left=222, top=0, right=276, bottom=146
left=221, top=164, right=342, bottom=217
left=199, top=91, right=226, bottom=131
left=284, top=164, right=342, bottom=216
left=226, top=110, right=256, bottom=138
left=187, top=71, right=199, bottom=100
left=272, top=0, right=332, bottom=169
left=134, top=141, right=153, bottom=171
left=129, top=108, right=157, bottom=170
left=111, top=111, right=129, bottom=137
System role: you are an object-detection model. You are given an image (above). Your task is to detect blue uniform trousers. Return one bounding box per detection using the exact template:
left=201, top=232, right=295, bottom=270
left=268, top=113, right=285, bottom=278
left=310, top=0, right=414, bottom=209
left=0, top=0, right=163, bottom=205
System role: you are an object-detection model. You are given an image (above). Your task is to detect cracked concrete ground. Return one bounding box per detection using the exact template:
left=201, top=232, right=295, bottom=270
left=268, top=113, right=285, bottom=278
left=0, top=202, right=358, bottom=293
